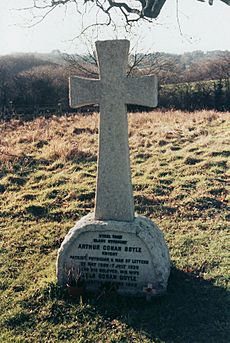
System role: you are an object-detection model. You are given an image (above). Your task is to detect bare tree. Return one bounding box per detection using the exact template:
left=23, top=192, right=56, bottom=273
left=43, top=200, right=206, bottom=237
left=20, top=0, right=230, bottom=26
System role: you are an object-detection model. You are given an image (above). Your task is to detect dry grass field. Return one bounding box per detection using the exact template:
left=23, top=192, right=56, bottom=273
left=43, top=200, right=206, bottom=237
left=0, top=110, right=229, bottom=342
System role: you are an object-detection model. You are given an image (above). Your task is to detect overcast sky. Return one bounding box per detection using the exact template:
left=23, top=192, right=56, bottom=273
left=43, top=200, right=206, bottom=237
left=0, top=0, right=230, bottom=55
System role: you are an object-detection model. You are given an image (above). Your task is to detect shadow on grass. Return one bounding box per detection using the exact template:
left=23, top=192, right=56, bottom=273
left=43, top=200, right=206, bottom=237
left=94, top=267, right=229, bottom=343
left=9, top=267, right=228, bottom=342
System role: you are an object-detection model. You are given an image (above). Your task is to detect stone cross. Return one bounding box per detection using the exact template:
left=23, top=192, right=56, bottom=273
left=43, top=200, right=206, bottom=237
left=70, top=40, right=157, bottom=222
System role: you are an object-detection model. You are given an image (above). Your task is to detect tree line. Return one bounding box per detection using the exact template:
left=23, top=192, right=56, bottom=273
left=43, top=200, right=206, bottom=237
left=0, top=50, right=230, bottom=120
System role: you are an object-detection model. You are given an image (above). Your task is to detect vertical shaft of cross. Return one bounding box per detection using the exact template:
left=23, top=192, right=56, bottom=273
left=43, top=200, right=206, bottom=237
left=95, top=40, right=134, bottom=221
left=96, top=101, right=134, bottom=221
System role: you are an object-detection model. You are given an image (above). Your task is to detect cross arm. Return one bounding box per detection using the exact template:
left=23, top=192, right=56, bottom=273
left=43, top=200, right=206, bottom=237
left=69, top=76, right=100, bottom=108
left=125, top=75, right=158, bottom=108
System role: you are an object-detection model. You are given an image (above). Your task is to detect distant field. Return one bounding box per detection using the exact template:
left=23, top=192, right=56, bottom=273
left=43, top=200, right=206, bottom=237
left=0, top=110, right=229, bottom=342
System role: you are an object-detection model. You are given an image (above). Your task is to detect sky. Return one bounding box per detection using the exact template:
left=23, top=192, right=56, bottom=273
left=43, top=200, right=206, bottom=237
left=0, top=0, right=230, bottom=55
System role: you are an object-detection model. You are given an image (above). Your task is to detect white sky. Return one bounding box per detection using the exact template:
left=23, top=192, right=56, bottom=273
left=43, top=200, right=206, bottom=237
left=0, top=0, right=230, bottom=55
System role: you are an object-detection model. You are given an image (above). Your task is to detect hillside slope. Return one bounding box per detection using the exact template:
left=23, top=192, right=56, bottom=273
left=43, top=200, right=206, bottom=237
left=0, top=110, right=229, bottom=342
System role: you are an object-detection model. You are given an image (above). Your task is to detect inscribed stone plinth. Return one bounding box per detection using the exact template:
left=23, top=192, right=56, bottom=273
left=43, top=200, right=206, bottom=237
left=57, top=39, right=170, bottom=297
left=57, top=214, right=170, bottom=295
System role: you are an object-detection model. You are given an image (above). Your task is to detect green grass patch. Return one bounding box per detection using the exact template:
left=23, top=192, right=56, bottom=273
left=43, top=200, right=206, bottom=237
left=0, top=111, right=229, bottom=342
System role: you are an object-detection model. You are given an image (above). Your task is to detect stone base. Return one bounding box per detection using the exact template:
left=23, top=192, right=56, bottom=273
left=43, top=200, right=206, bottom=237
left=57, top=213, right=170, bottom=296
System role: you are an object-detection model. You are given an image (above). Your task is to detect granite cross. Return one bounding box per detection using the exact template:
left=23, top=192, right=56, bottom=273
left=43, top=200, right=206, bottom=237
left=69, top=40, right=157, bottom=222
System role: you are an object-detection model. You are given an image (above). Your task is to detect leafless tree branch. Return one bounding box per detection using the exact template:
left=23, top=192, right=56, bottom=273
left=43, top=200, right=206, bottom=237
left=16, top=0, right=230, bottom=30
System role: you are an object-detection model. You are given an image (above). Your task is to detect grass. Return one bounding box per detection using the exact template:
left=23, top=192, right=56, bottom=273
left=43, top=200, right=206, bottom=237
left=0, top=110, right=229, bottom=342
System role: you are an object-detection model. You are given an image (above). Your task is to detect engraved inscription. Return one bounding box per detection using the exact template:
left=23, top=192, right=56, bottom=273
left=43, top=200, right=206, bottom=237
left=67, top=231, right=152, bottom=290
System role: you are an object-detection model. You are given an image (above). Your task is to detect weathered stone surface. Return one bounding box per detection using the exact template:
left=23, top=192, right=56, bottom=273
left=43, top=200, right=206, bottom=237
left=58, top=40, right=170, bottom=297
left=69, top=40, right=158, bottom=222
left=57, top=213, right=170, bottom=296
